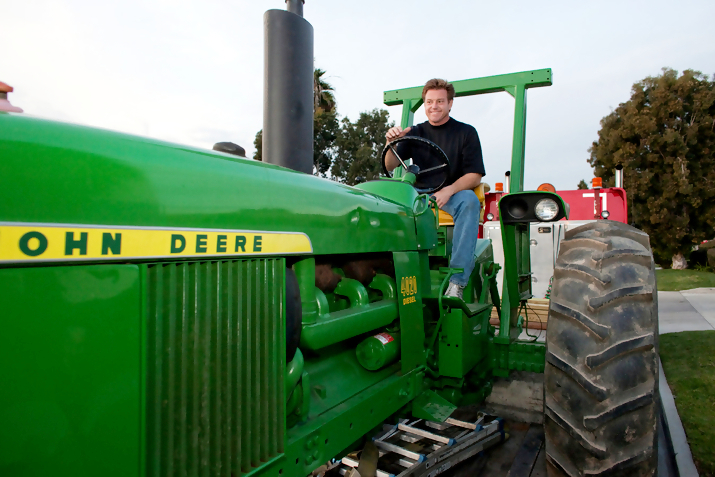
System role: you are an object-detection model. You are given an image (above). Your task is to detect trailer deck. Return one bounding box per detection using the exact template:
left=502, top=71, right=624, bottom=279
left=444, top=408, right=678, bottom=477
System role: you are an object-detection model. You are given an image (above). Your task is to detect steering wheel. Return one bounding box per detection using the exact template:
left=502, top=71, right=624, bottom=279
left=381, top=136, right=451, bottom=194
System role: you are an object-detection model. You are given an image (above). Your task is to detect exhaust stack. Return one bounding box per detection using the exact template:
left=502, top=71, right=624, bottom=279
left=262, top=1, right=314, bottom=174
left=285, top=0, right=304, bottom=16
left=615, top=164, right=623, bottom=188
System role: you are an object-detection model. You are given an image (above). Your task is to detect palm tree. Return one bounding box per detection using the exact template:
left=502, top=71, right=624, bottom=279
left=314, top=68, right=336, bottom=112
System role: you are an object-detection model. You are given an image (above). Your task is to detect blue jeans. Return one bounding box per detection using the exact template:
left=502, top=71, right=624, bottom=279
left=439, top=190, right=481, bottom=287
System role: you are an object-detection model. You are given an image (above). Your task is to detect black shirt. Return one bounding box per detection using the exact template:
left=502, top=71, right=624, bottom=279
left=395, top=117, right=485, bottom=190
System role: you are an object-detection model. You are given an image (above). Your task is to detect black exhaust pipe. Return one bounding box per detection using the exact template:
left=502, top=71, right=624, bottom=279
left=285, top=0, right=304, bottom=16
left=263, top=1, right=314, bottom=174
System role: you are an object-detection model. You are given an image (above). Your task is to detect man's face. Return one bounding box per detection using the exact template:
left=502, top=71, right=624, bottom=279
left=424, top=89, right=452, bottom=126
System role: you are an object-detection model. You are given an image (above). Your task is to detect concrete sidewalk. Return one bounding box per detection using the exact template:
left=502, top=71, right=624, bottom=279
left=658, top=287, right=715, bottom=334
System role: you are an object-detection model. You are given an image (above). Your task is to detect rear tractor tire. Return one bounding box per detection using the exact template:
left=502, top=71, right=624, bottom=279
left=544, top=221, right=659, bottom=477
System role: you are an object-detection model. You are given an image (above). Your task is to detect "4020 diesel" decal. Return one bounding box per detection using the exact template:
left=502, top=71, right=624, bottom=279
left=0, top=222, right=312, bottom=263
left=400, top=275, right=418, bottom=305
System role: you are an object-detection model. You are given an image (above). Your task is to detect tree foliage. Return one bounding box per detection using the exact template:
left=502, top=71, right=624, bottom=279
left=314, top=68, right=336, bottom=113
left=253, top=129, right=262, bottom=161
left=313, top=109, right=339, bottom=176
left=577, top=179, right=588, bottom=190
left=332, top=109, right=393, bottom=185
left=312, top=68, right=339, bottom=176
left=588, top=68, right=715, bottom=267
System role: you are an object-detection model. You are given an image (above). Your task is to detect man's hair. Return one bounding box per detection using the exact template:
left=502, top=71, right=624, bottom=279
left=422, top=78, right=455, bottom=101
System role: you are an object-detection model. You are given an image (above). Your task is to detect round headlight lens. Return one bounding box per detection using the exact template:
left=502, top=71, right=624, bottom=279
left=486, top=213, right=495, bottom=221
left=601, top=210, right=610, bottom=219
left=535, top=198, right=559, bottom=221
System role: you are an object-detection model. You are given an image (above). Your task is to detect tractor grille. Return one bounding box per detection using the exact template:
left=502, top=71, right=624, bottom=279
left=146, top=259, right=285, bottom=476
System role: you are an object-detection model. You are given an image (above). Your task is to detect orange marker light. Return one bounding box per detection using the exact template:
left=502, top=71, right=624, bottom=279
left=495, top=182, right=504, bottom=192
left=592, top=177, right=602, bottom=189
left=537, top=183, right=556, bottom=193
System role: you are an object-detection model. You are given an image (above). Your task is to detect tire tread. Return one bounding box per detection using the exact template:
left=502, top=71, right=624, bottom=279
left=549, top=302, right=611, bottom=340
left=545, top=222, right=658, bottom=477
left=547, top=352, right=608, bottom=401
left=583, top=390, right=654, bottom=431
left=585, top=334, right=654, bottom=369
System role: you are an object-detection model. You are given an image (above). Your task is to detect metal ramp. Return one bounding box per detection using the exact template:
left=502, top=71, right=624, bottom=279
left=336, top=413, right=506, bottom=477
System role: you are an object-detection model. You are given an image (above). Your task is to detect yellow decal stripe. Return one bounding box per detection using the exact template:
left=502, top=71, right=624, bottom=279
left=0, top=223, right=312, bottom=263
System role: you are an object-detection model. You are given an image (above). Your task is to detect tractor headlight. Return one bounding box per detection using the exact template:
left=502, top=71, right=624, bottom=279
left=535, top=198, right=559, bottom=221
left=486, top=213, right=494, bottom=221
left=498, top=192, right=568, bottom=224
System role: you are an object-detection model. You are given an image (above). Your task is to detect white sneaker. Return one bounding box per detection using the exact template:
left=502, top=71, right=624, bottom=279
left=444, top=282, right=464, bottom=299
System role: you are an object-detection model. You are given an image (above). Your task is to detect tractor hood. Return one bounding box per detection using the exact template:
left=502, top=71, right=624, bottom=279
left=0, top=113, right=419, bottom=260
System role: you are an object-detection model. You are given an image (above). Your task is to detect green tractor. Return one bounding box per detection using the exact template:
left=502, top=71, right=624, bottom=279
left=0, top=2, right=659, bottom=476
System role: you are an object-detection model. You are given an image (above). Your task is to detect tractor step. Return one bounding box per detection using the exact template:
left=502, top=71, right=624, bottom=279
left=336, top=412, right=506, bottom=477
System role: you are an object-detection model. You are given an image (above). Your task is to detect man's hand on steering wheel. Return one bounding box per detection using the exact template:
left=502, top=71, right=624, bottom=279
left=380, top=135, right=451, bottom=195
left=385, top=125, right=412, bottom=143
left=384, top=126, right=412, bottom=171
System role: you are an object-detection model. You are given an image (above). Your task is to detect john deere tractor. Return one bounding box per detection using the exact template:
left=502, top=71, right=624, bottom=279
left=0, top=2, right=659, bottom=476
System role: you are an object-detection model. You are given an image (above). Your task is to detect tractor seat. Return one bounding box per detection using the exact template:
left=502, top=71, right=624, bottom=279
left=436, top=183, right=491, bottom=226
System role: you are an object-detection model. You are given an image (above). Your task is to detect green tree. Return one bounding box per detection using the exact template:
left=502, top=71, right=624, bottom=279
left=312, top=68, right=339, bottom=175
left=253, top=129, right=262, bottom=161
left=313, top=109, right=339, bottom=176
left=332, top=109, right=393, bottom=185
left=588, top=68, right=715, bottom=269
left=577, top=179, right=588, bottom=190
left=253, top=67, right=338, bottom=175
left=314, top=68, right=336, bottom=113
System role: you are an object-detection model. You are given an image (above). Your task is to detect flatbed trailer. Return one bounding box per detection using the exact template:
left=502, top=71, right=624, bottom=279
left=445, top=408, right=677, bottom=477
left=327, top=392, right=679, bottom=477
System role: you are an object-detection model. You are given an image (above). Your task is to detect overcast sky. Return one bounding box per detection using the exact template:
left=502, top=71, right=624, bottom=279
left=3, top=0, right=715, bottom=190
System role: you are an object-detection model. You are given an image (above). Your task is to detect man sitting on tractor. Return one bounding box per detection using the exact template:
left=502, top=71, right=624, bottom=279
left=385, top=78, right=485, bottom=299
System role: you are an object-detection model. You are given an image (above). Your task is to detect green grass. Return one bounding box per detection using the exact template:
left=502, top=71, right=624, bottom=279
left=660, top=331, right=715, bottom=476
left=656, top=269, right=715, bottom=291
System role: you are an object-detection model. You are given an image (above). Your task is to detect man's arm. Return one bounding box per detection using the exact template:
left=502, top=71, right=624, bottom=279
left=432, top=172, right=482, bottom=208
left=384, top=126, right=412, bottom=172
